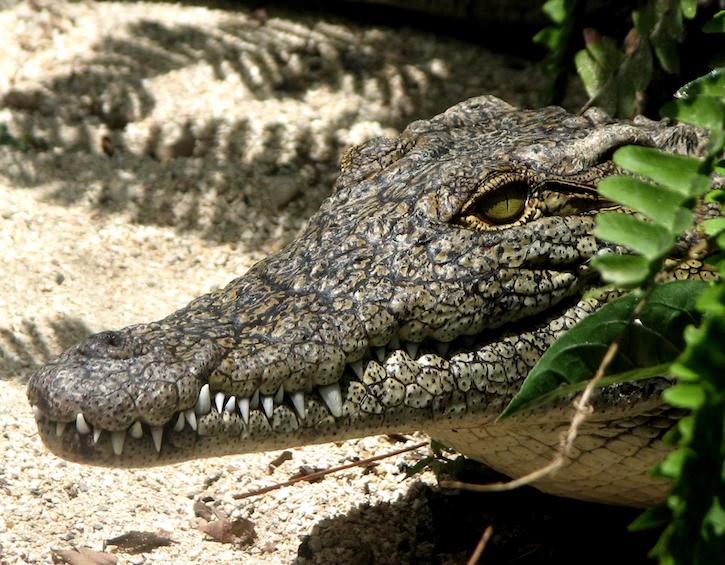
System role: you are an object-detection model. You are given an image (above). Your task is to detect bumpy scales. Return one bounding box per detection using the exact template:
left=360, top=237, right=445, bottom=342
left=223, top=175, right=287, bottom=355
left=27, top=97, right=711, bottom=507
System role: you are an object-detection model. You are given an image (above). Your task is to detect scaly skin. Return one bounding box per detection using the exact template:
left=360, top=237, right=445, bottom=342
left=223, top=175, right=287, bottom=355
left=27, top=96, right=712, bottom=507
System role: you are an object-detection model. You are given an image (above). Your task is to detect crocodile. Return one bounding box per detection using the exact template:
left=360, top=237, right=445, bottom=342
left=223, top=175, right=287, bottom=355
left=27, top=96, right=713, bottom=508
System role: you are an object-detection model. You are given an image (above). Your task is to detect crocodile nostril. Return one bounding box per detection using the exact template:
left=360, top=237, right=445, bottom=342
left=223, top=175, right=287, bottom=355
left=81, top=330, right=129, bottom=358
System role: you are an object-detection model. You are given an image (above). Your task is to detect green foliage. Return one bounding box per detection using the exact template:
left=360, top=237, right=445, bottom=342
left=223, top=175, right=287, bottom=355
left=403, top=440, right=468, bottom=480
left=517, top=8, right=725, bottom=563
left=534, top=0, right=579, bottom=105
left=538, top=0, right=707, bottom=116
left=0, top=123, right=27, bottom=151
left=500, top=281, right=705, bottom=418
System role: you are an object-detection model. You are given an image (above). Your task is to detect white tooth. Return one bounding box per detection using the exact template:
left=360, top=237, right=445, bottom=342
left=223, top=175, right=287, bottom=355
left=184, top=409, right=197, bottom=431
left=290, top=391, right=305, bottom=420
left=196, top=384, right=211, bottom=415
left=151, top=426, right=163, bottom=452
left=261, top=395, right=274, bottom=418
left=389, top=334, right=400, bottom=350
left=375, top=348, right=385, bottom=362
left=405, top=342, right=419, bottom=359
left=239, top=397, right=250, bottom=423
left=111, top=430, right=126, bottom=455
left=435, top=342, right=450, bottom=357
left=130, top=421, right=143, bottom=439
left=250, top=390, right=260, bottom=409
left=32, top=405, right=42, bottom=419
left=351, top=360, right=364, bottom=378
left=274, top=385, right=284, bottom=404
left=93, top=427, right=102, bottom=444
left=173, top=412, right=185, bottom=432
left=55, top=421, right=67, bottom=437
left=75, top=414, right=91, bottom=435
left=224, top=396, right=236, bottom=413
left=214, top=392, right=225, bottom=413
left=319, top=384, right=343, bottom=418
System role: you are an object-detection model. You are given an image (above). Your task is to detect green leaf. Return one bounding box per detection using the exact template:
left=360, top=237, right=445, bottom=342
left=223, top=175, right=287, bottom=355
left=595, top=213, right=674, bottom=260
left=591, top=254, right=651, bottom=287
left=663, top=383, right=706, bottom=409
left=680, top=0, right=697, bottom=20
left=661, top=96, right=725, bottom=131
left=651, top=3, right=684, bottom=74
left=703, top=10, right=725, bottom=33
left=629, top=504, right=671, bottom=531
left=656, top=448, right=688, bottom=479
left=597, top=176, right=691, bottom=231
left=541, top=0, right=568, bottom=24
left=704, top=218, right=725, bottom=236
left=612, top=146, right=704, bottom=195
left=575, top=49, right=616, bottom=114
left=500, top=280, right=706, bottom=418
left=675, top=67, right=725, bottom=99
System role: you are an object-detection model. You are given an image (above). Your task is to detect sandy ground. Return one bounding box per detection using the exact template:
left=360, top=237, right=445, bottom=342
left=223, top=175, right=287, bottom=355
left=0, top=2, right=646, bottom=564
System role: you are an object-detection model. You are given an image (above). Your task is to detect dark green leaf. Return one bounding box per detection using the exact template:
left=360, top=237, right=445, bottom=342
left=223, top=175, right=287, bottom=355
left=595, top=212, right=674, bottom=260
left=629, top=504, right=671, bottom=531
left=500, top=281, right=706, bottom=418
left=703, top=10, right=725, bottom=33
left=591, top=254, right=650, bottom=287
left=597, top=176, right=691, bottom=231
left=651, top=3, right=684, bottom=74
left=612, top=146, right=704, bottom=195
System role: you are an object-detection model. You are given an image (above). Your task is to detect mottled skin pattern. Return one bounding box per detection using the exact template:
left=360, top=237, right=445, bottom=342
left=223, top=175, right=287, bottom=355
left=27, top=96, right=712, bottom=507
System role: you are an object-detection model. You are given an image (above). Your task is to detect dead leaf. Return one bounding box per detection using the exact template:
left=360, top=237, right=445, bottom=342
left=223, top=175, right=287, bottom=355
left=199, top=517, right=256, bottom=547
left=52, top=547, right=117, bottom=565
left=105, top=531, right=174, bottom=554
left=268, top=450, right=293, bottom=471
left=193, top=499, right=214, bottom=522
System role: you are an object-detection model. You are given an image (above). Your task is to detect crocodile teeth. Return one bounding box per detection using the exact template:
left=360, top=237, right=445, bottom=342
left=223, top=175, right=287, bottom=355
left=389, top=334, right=400, bottom=350
left=55, top=421, right=66, bottom=437
left=196, top=384, right=211, bottom=415
left=214, top=392, right=225, bottom=413
left=75, top=413, right=91, bottom=435
left=184, top=409, right=197, bottom=431
left=130, top=421, right=143, bottom=439
left=290, top=391, right=305, bottom=420
left=250, top=390, right=260, bottom=409
left=224, top=396, right=236, bottom=413
left=93, top=427, right=102, bottom=444
left=274, top=384, right=284, bottom=404
left=351, top=360, right=364, bottom=378
left=261, top=395, right=274, bottom=418
left=111, top=430, right=126, bottom=455
left=435, top=342, right=450, bottom=357
left=239, top=397, right=250, bottom=424
left=374, top=348, right=385, bottom=362
left=319, top=384, right=343, bottom=418
left=32, top=405, right=42, bottom=419
left=405, top=342, right=419, bottom=359
left=151, top=426, right=163, bottom=452
left=173, top=412, right=185, bottom=432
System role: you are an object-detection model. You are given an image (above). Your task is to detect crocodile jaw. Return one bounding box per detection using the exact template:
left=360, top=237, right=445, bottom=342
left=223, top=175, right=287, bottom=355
left=26, top=96, right=708, bottom=506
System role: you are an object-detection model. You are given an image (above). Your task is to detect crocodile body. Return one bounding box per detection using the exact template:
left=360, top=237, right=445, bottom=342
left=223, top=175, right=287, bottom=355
left=27, top=96, right=712, bottom=507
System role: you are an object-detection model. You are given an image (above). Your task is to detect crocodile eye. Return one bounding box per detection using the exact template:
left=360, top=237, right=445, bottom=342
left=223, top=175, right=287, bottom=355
left=471, top=182, right=527, bottom=225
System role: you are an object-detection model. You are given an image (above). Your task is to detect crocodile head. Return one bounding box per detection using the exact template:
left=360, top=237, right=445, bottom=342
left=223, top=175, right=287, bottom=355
left=27, top=96, right=706, bottom=467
